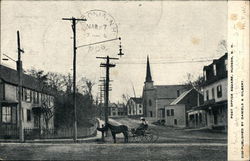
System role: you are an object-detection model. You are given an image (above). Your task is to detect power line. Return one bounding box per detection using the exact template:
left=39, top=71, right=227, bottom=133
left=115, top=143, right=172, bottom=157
left=117, top=59, right=214, bottom=64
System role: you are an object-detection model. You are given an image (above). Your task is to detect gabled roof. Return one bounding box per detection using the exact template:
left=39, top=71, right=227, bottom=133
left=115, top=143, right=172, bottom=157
left=170, top=88, right=200, bottom=105
left=0, top=65, right=53, bottom=95
left=155, top=85, right=188, bottom=99
left=130, top=97, right=142, bottom=104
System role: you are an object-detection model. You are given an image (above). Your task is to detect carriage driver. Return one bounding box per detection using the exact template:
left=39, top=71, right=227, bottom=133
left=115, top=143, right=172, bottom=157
left=135, top=117, right=148, bottom=134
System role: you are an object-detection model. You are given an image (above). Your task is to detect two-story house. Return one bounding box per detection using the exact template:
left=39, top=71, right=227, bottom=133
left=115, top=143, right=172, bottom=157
left=109, top=103, right=127, bottom=117
left=165, top=88, right=203, bottom=127
left=187, top=53, right=228, bottom=130
left=0, top=65, right=55, bottom=138
left=127, top=97, right=143, bottom=117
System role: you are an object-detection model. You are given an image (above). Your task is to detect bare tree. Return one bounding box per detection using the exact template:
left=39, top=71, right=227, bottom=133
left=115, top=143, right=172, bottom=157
left=78, top=77, right=96, bottom=103
left=216, top=40, right=228, bottom=55
left=122, top=93, right=130, bottom=104
left=40, top=94, right=54, bottom=130
left=184, top=73, right=205, bottom=92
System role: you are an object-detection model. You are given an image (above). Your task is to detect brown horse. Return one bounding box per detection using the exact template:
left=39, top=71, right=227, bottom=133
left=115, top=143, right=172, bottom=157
left=106, top=123, right=128, bottom=143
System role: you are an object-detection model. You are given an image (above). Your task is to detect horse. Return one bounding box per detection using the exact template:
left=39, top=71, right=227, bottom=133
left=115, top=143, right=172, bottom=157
left=106, top=122, right=128, bottom=143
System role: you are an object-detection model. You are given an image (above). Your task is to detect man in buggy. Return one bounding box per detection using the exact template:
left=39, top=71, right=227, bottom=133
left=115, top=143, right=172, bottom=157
left=133, top=117, right=148, bottom=135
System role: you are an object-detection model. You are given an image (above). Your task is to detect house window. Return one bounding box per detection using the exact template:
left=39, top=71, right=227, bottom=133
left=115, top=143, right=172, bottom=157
left=24, top=88, right=28, bottom=101
left=177, top=90, right=180, bottom=97
left=217, top=85, right=222, bottom=98
left=199, top=113, right=202, bottom=123
left=213, top=64, right=217, bottom=76
left=22, top=88, right=24, bottom=101
left=37, top=92, right=40, bottom=104
left=203, top=70, right=206, bottom=81
left=149, top=99, right=152, bottom=106
left=2, top=106, right=12, bottom=123
left=170, top=109, right=174, bottom=116
left=139, top=110, right=142, bottom=114
left=225, top=59, right=228, bottom=71
left=33, top=91, right=36, bottom=103
left=27, top=109, right=31, bottom=122
left=206, top=90, right=209, bottom=101
left=167, top=110, right=170, bottom=116
left=212, top=88, right=215, bottom=99
left=26, top=89, right=31, bottom=102
left=149, top=111, right=153, bottom=117
left=41, top=94, right=44, bottom=102
left=174, top=119, right=177, bottom=125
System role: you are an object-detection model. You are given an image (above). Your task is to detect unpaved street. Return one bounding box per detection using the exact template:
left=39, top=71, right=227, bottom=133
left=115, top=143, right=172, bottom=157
left=0, top=143, right=227, bottom=161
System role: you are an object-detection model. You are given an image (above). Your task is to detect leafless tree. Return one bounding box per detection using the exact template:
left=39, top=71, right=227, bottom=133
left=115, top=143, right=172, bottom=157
left=216, top=40, right=228, bottom=55
left=183, top=73, right=205, bottom=92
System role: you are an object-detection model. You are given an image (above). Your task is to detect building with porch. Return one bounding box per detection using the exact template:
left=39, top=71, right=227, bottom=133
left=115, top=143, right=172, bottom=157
left=0, top=65, right=55, bottom=138
left=187, top=53, right=228, bottom=130
left=165, top=88, right=203, bottom=127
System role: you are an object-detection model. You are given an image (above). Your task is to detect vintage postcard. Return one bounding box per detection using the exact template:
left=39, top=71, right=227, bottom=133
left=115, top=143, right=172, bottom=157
left=0, top=0, right=249, bottom=161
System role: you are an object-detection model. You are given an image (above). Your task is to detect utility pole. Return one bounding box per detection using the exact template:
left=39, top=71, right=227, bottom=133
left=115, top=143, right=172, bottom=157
left=97, top=56, right=118, bottom=124
left=17, top=31, right=24, bottom=142
left=99, top=77, right=112, bottom=120
left=62, top=17, right=87, bottom=142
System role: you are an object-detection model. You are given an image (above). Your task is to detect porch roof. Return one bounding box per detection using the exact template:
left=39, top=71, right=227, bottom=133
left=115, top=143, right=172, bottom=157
left=188, top=100, right=227, bottom=112
left=0, top=100, right=18, bottom=105
left=32, top=106, right=52, bottom=115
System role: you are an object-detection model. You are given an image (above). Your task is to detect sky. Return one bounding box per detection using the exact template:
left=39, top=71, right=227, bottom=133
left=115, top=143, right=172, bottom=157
left=0, top=1, right=228, bottom=102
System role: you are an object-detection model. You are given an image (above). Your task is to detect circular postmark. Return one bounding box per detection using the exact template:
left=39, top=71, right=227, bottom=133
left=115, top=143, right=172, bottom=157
left=79, top=10, right=119, bottom=53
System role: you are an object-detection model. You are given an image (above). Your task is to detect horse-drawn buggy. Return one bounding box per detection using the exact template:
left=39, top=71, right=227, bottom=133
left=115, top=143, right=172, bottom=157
left=128, top=126, right=159, bottom=143
left=97, top=122, right=159, bottom=143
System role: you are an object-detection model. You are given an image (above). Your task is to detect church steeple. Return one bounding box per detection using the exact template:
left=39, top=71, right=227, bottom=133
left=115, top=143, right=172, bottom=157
left=145, top=55, right=153, bottom=82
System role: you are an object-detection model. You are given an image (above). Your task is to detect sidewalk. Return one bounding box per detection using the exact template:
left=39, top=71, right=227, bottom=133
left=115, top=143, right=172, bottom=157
left=0, top=119, right=104, bottom=144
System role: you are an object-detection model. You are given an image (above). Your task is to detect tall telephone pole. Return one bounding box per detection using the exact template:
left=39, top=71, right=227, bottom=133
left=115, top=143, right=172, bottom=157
left=62, top=17, right=87, bottom=142
left=17, top=31, right=24, bottom=142
left=97, top=56, right=118, bottom=124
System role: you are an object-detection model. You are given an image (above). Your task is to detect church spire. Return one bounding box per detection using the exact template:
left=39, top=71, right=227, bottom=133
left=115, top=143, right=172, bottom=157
left=145, top=55, right=153, bottom=82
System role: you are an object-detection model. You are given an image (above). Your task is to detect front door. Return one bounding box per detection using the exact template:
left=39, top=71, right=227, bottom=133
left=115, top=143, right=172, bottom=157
left=214, top=114, right=218, bottom=125
left=161, top=109, right=165, bottom=118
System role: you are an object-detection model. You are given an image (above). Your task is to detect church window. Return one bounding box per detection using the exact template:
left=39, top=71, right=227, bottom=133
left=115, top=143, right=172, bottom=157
left=149, top=99, right=152, bottom=106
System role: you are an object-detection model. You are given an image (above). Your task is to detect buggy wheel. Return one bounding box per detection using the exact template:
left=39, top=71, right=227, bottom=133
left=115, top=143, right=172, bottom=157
left=135, top=136, right=141, bottom=143
left=141, top=135, right=148, bottom=143
left=145, top=134, right=153, bottom=142
left=147, top=129, right=159, bottom=143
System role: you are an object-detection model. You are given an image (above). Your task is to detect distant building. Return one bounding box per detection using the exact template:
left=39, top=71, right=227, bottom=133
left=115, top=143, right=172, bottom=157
left=187, top=53, right=228, bottom=130
left=127, top=97, right=143, bottom=117
left=0, top=65, right=55, bottom=138
left=165, top=88, right=203, bottom=127
left=109, top=103, right=127, bottom=117
left=142, top=56, right=188, bottom=119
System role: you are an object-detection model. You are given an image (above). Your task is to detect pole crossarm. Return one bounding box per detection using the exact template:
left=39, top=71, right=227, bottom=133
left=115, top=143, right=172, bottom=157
left=96, top=56, right=119, bottom=60
left=77, top=37, right=120, bottom=49
left=62, top=17, right=87, bottom=21
left=100, top=63, right=116, bottom=68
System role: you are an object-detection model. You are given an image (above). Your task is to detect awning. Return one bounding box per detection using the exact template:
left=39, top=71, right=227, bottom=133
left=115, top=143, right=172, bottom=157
left=0, top=100, right=18, bottom=106
left=32, top=106, right=52, bottom=115
left=190, top=100, right=227, bottom=111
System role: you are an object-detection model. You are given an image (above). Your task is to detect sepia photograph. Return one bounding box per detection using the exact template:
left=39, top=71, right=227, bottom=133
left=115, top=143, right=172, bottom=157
left=0, top=0, right=249, bottom=161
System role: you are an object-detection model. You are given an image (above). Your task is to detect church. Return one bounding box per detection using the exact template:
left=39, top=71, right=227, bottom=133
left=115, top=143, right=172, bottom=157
left=142, top=56, right=189, bottom=120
